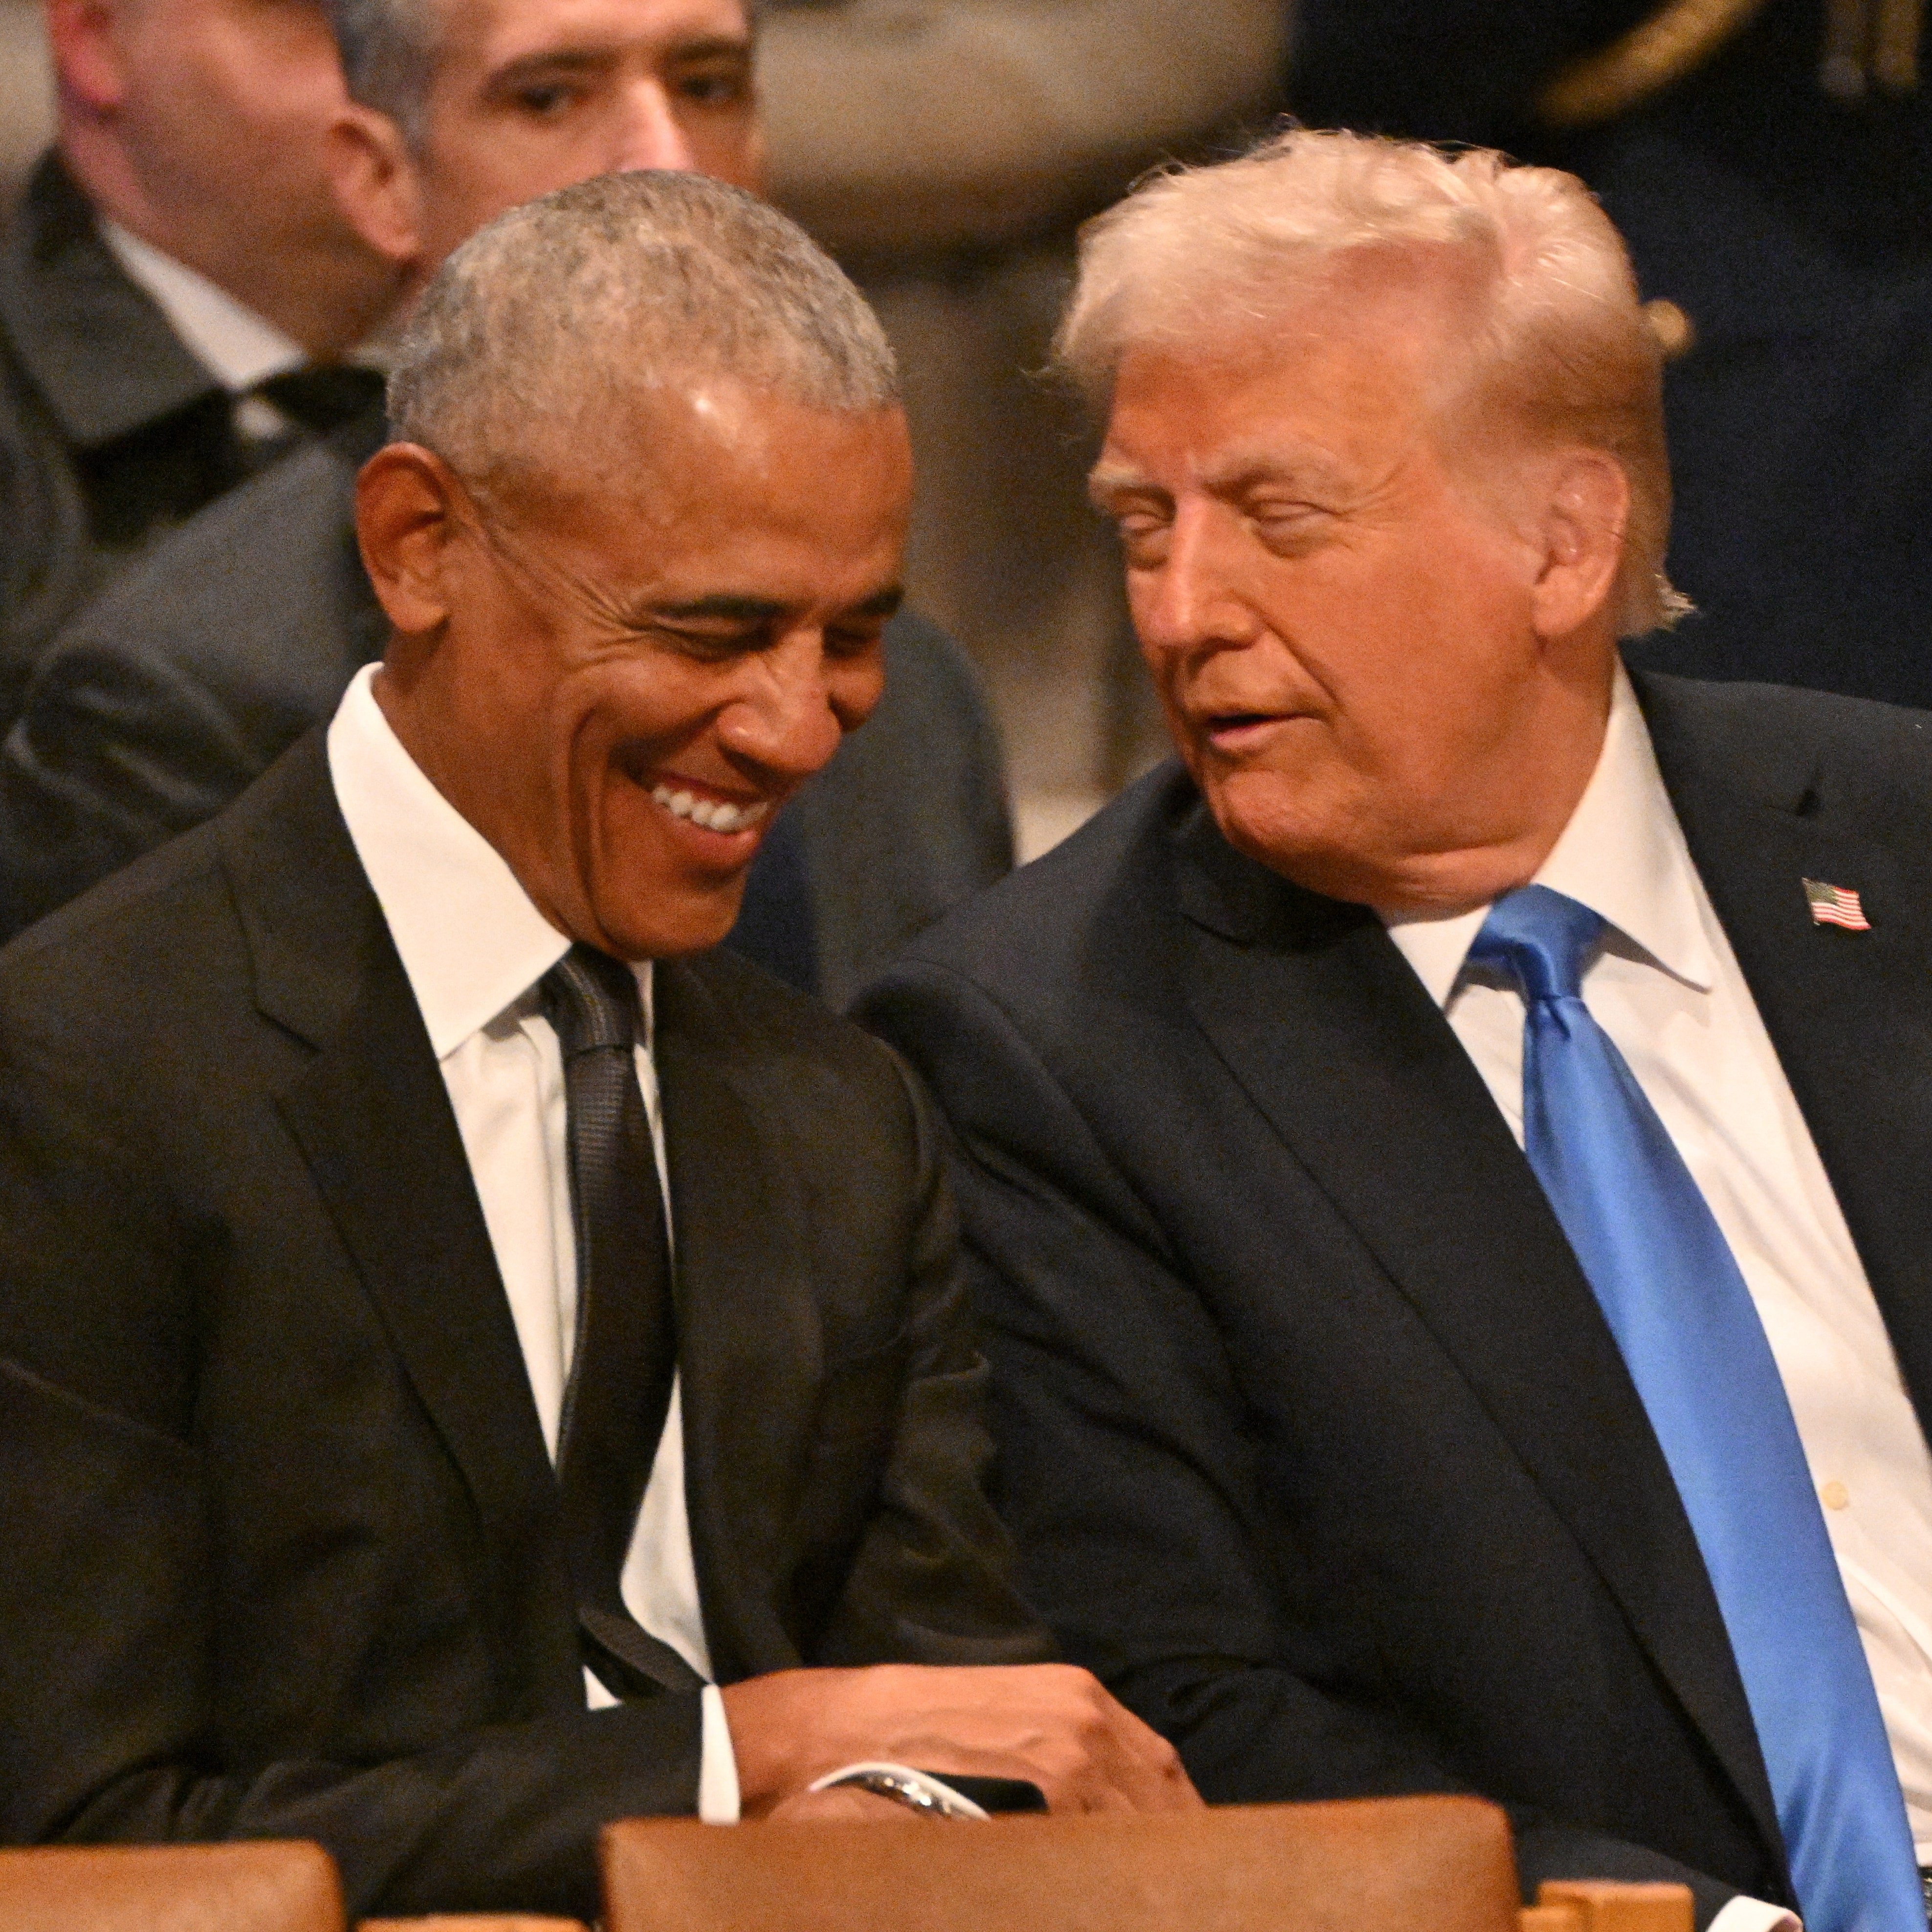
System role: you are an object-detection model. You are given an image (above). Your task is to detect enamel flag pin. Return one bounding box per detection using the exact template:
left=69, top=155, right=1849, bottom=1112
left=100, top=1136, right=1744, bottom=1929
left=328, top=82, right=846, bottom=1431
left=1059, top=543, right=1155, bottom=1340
left=1803, top=878, right=1872, bottom=931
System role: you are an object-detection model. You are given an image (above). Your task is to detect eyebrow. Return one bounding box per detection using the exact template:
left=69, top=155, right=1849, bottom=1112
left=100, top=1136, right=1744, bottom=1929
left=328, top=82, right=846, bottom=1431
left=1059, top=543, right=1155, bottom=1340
left=490, top=33, right=746, bottom=77
left=1090, top=447, right=1356, bottom=508
left=650, top=584, right=905, bottom=624
left=485, top=34, right=751, bottom=92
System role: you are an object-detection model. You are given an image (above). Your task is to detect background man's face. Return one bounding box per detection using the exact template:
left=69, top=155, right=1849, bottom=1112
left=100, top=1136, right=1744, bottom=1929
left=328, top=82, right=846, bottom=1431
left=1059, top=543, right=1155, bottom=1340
left=388, top=382, right=911, bottom=960
left=412, top=0, right=761, bottom=266
left=1091, top=291, right=1567, bottom=906
left=100, top=0, right=378, bottom=286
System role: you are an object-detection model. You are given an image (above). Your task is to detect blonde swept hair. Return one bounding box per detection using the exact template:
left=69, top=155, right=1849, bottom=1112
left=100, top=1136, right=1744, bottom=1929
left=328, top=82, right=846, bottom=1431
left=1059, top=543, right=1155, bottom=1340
left=1056, top=129, right=1687, bottom=637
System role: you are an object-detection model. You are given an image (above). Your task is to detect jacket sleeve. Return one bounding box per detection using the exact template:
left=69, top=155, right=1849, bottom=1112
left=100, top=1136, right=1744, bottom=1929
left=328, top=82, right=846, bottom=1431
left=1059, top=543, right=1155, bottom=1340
left=0, top=630, right=278, bottom=936
left=858, top=955, right=1744, bottom=1928
left=810, top=1051, right=1057, bottom=1669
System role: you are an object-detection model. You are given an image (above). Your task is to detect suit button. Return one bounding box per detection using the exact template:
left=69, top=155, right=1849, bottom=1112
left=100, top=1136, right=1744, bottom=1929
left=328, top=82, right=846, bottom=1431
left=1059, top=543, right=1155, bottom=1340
left=1821, top=1480, right=1851, bottom=1511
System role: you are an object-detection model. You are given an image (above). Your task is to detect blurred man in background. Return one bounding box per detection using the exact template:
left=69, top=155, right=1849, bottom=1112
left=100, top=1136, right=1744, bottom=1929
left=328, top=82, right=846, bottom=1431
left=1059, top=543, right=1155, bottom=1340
left=0, top=0, right=404, bottom=719
left=0, top=0, right=1013, bottom=996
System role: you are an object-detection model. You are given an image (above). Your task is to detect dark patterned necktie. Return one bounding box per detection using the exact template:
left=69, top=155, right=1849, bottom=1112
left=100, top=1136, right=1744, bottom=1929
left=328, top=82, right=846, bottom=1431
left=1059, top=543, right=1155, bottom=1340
left=540, top=944, right=703, bottom=1698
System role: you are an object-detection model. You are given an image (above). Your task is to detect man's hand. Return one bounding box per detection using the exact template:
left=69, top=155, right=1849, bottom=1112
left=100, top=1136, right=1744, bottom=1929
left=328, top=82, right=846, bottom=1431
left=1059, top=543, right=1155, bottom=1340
left=720, top=1663, right=1202, bottom=1817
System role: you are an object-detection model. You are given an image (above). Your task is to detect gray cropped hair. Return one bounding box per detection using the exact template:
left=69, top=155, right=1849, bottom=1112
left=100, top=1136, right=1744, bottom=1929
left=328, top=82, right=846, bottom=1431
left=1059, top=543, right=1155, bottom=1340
left=386, top=171, right=900, bottom=506
left=325, top=0, right=441, bottom=150
left=1058, top=129, right=1685, bottom=638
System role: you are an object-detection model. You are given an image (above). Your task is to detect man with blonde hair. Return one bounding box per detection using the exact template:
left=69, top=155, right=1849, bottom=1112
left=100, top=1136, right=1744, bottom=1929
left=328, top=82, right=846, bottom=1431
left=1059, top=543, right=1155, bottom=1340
left=864, top=129, right=1932, bottom=1932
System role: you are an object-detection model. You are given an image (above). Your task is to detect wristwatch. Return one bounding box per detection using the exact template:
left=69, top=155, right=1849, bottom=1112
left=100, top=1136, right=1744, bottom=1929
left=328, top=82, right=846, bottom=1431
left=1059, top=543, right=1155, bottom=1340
left=808, top=1762, right=990, bottom=1819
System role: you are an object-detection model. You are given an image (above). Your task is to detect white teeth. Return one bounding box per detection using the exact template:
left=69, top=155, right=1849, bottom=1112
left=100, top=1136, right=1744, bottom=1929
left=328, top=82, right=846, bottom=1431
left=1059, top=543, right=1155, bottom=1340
left=650, top=784, right=770, bottom=834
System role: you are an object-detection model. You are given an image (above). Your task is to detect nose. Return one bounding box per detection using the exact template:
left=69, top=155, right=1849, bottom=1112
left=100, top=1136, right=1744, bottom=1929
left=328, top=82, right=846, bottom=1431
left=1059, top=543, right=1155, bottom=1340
left=716, top=635, right=868, bottom=787
left=610, top=81, right=700, bottom=175
left=1132, top=500, right=1261, bottom=659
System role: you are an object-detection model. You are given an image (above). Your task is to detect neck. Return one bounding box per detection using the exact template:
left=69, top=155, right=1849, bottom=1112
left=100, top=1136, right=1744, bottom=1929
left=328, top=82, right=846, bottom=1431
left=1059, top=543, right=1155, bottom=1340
left=58, top=124, right=402, bottom=358
left=1364, top=667, right=1615, bottom=920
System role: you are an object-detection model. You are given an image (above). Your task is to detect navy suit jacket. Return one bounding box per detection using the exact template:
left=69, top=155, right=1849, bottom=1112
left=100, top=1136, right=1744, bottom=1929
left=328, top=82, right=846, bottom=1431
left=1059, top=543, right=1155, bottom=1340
left=860, top=673, right=1932, bottom=1923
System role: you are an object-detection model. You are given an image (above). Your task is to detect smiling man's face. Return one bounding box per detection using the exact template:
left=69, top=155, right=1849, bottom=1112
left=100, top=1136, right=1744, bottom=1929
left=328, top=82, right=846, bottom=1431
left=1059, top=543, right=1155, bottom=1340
left=1091, top=284, right=1600, bottom=912
left=369, top=377, right=910, bottom=959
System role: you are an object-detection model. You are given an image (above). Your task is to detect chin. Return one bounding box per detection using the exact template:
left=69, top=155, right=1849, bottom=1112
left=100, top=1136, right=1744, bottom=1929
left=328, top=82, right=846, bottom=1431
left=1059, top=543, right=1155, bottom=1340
left=592, top=889, right=746, bottom=963
left=1209, top=784, right=1363, bottom=899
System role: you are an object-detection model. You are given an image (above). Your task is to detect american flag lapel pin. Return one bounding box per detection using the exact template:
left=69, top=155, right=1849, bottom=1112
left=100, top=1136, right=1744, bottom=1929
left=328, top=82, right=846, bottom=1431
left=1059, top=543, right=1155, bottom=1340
left=1803, top=878, right=1872, bottom=931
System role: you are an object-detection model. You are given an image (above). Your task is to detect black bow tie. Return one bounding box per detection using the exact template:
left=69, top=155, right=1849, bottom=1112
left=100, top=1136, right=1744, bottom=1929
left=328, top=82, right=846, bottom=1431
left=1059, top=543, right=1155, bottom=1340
left=253, top=364, right=387, bottom=435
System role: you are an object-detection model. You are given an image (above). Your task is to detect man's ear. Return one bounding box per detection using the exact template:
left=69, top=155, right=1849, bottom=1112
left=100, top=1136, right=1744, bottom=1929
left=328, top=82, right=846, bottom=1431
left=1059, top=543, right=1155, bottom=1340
left=356, top=444, right=467, bottom=647
left=44, top=0, right=129, bottom=112
left=323, top=105, right=424, bottom=266
left=1530, top=450, right=1629, bottom=641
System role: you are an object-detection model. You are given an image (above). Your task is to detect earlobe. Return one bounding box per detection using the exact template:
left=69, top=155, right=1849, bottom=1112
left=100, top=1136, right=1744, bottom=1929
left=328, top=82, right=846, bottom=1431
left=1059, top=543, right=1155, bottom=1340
left=355, top=445, right=464, bottom=644
left=44, top=0, right=129, bottom=113
left=1531, top=452, right=1629, bottom=640
left=323, top=108, right=426, bottom=267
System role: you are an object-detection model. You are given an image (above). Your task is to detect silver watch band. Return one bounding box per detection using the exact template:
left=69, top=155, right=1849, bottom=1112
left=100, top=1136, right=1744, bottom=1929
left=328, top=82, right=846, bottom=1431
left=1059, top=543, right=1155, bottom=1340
left=808, top=1762, right=990, bottom=1819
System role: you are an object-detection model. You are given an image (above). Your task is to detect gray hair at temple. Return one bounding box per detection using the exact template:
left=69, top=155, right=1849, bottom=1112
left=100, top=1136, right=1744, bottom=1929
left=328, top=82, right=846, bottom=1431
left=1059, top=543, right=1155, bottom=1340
left=326, top=0, right=442, bottom=150
left=1056, top=129, right=1685, bottom=638
left=386, top=170, right=900, bottom=508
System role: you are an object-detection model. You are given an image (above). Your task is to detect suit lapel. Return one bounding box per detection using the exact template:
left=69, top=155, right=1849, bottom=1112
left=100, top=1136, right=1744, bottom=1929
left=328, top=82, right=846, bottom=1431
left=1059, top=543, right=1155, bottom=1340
left=1641, top=676, right=1932, bottom=1437
left=220, top=736, right=571, bottom=1688
left=654, top=959, right=825, bottom=1681
left=1167, top=801, right=1783, bottom=1868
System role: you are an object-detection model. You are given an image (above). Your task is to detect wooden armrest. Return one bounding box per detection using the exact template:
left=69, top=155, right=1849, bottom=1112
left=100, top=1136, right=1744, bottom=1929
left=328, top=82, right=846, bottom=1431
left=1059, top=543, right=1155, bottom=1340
left=1530, top=1881, right=1696, bottom=1932
left=360, top=1918, right=588, bottom=1931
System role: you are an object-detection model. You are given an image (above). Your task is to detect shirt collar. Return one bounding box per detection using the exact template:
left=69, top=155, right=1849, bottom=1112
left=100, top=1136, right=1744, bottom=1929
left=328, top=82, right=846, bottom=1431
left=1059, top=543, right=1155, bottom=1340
left=99, top=220, right=305, bottom=393
left=1385, top=665, right=1718, bottom=1008
left=327, top=664, right=578, bottom=1059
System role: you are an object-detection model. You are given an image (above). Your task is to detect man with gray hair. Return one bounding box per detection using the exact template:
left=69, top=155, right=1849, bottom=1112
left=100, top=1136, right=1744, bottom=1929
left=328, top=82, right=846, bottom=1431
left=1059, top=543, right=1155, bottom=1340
left=0, top=173, right=1197, bottom=1918
left=864, top=129, right=1932, bottom=1932
left=0, top=0, right=1012, bottom=1010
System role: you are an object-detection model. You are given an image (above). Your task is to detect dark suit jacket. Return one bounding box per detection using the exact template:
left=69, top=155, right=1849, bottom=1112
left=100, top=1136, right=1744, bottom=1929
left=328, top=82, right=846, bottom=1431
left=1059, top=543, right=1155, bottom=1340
left=859, top=673, right=1932, bottom=1925
left=1287, top=0, right=1932, bottom=706
left=0, top=731, right=1047, bottom=1918
left=0, top=153, right=295, bottom=725
left=0, top=408, right=1015, bottom=997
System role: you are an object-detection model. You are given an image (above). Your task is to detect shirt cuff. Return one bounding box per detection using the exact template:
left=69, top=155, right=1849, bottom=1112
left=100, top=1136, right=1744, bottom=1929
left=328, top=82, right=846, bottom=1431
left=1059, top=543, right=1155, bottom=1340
left=699, top=1682, right=741, bottom=1823
left=1708, top=1896, right=1800, bottom=1932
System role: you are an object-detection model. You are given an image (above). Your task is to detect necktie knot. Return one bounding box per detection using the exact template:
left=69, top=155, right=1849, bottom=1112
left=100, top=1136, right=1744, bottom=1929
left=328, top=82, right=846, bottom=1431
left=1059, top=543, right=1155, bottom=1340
left=254, top=363, right=387, bottom=435
left=1468, top=884, right=1604, bottom=1004
left=541, top=944, right=640, bottom=1058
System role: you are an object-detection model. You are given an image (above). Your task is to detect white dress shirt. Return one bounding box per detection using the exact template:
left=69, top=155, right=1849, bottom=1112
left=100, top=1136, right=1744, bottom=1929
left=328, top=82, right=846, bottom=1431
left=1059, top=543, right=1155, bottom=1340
left=327, top=664, right=738, bottom=1822
left=1385, top=667, right=1932, bottom=1927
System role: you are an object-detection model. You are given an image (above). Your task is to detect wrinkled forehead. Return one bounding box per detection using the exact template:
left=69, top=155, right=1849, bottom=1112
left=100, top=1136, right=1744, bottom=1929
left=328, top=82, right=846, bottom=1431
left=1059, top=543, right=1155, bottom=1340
left=1093, top=289, right=1476, bottom=497
left=463, top=377, right=911, bottom=566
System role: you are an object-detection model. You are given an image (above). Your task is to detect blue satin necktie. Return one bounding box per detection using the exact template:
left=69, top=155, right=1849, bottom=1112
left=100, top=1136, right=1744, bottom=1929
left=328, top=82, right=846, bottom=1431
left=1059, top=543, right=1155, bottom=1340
left=1470, top=885, right=1921, bottom=1932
